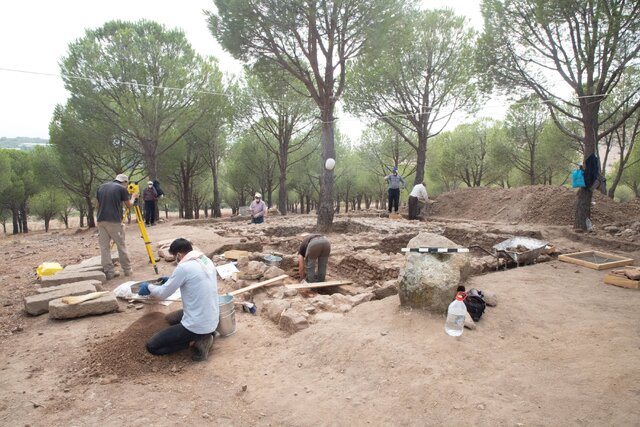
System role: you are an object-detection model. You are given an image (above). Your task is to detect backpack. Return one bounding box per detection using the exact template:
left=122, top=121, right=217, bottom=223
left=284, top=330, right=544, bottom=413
left=464, top=289, right=486, bottom=321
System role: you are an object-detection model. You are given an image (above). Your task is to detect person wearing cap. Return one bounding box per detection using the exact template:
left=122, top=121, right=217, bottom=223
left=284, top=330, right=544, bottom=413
left=408, top=181, right=428, bottom=220
left=142, top=180, right=159, bottom=226
left=297, top=234, right=331, bottom=283
left=96, top=174, right=134, bottom=279
left=384, top=166, right=406, bottom=213
left=249, top=192, right=267, bottom=224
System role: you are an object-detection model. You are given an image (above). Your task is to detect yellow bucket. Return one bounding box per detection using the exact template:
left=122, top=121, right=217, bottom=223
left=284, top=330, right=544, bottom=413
left=36, top=262, right=63, bottom=278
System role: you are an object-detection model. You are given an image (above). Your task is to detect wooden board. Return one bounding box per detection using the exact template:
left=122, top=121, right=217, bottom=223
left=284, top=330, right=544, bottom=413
left=228, top=274, right=288, bottom=296
left=223, top=250, right=249, bottom=260
left=558, top=251, right=634, bottom=270
left=604, top=273, right=640, bottom=289
left=389, top=213, right=402, bottom=220
left=285, top=280, right=353, bottom=290
left=61, top=291, right=109, bottom=305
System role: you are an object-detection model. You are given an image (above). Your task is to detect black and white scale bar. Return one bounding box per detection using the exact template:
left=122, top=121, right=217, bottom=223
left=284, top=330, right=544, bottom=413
left=401, top=247, right=469, bottom=253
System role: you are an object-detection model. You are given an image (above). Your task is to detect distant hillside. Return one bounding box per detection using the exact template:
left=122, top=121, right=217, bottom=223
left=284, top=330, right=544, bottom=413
left=0, top=137, right=49, bottom=150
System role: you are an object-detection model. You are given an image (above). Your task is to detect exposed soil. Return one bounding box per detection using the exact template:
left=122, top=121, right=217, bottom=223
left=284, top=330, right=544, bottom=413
left=430, top=185, right=640, bottom=226
left=0, top=185, right=639, bottom=426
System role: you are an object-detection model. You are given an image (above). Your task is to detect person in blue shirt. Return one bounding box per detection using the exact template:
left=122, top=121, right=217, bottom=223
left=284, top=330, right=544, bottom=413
left=384, top=166, right=406, bottom=213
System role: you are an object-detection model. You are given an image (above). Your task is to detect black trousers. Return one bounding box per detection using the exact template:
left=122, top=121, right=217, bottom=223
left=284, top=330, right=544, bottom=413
left=388, top=188, right=400, bottom=212
left=144, top=200, right=156, bottom=224
left=408, top=196, right=419, bottom=220
left=146, top=310, right=212, bottom=355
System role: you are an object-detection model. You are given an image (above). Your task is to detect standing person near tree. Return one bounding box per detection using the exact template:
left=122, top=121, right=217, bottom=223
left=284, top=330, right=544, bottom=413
left=96, top=173, right=133, bottom=280
left=408, top=181, right=429, bottom=220
left=384, top=166, right=405, bottom=213
left=137, top=238, right=219, bottom=362
left=142, top=181, right=158, bottom=226
left=249, top=192, right=267, bottom=224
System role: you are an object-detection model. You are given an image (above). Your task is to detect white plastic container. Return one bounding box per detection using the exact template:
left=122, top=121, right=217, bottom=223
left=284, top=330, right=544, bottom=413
left=445, top=292, right=467, bottom=337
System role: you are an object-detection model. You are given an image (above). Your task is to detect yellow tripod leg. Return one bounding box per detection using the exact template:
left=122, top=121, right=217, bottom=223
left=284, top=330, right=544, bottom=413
left=132, top=205, right=158, bottom=274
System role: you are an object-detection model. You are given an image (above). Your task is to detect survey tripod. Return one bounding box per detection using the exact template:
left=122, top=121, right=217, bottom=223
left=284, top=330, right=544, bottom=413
left=115, top=181, right=158, bottom=274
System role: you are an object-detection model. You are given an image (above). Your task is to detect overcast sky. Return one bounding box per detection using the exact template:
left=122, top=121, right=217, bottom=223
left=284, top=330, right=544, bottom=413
left=0, top=0, right=491, bottom=141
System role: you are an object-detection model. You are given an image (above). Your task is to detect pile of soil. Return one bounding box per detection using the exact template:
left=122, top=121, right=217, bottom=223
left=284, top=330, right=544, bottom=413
left=430, top=185, right=640, bottom=226
left=78, top=312, right=191, bottom=380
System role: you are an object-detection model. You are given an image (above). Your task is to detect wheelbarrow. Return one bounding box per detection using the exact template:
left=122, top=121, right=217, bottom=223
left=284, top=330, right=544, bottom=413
left=470, top=237, right=549, bottom=270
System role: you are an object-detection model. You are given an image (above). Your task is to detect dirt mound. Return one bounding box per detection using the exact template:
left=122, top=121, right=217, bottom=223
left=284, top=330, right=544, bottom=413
left=78, top=312, right=191, bottom=380
left=430, top=185, right=640, bottom=226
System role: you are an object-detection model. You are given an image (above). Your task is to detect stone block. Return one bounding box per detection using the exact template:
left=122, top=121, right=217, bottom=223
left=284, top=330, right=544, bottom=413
left=263, top=265, right=285, bottom=279
left=63, top=264, right=104, bottom=273
left=279, top=309, right=309, bottom=334
left=331, top=293, right=352, bottom=308
left=398, top=232, right=471, bottom=313
left=36, top=280, right=102, bottom=294
left=40, top=270, right=106, bottom=287
left=25, top=281, right=98, bottom=315
left=49, top=292, right=119, bottom=319
left=314, top=312, right=343, bottom=322
left=349, top=292, right=374, bottom=307
left=263, top=299, right=291, bottom=322
left=283, top=287, right=298, bottom=297
left=373, top=281, right=398, bottom=300
left=482, top=291, right=498, bottom=307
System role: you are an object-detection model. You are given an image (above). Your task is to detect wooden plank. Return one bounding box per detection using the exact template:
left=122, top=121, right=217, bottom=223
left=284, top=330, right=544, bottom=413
left=228, top=274, right=288, bottom=296
left=285, top=280, right=353, bottom=290
left=224, top=250, right=249, bottom=260
left=61, top=291, right=109, bottom=305
left=604, top=274, right=640, bottom=289
left=558, top=251, right=634, bottom=270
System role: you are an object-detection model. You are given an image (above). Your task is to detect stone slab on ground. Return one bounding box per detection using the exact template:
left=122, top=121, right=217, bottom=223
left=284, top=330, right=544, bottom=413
left=36, top=280, right=102, bottom=294
left=25, top=282, right=98, bottom=316
left=40, top=271, right=106, bottom=287
left=49, top=292, right=119, bottom=319
left=279, top=309, right=309, bottom=334
left=63, top=253, right=118, bottom=272
left=63, top=264, right=105, bottom=273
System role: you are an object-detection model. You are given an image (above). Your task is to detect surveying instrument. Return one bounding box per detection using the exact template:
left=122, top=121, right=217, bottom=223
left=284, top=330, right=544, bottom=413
left=118, top=181, right=158, bottom=274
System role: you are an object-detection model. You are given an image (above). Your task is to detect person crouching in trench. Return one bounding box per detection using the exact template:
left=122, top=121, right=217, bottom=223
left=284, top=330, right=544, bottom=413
left=137, top=238, right=218, bottom=362
left=297, top=234, right=331, bottom=283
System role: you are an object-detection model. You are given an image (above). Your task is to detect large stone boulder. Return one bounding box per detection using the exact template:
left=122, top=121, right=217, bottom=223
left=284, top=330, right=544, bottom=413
left=398, top=232, right=471, bottom=313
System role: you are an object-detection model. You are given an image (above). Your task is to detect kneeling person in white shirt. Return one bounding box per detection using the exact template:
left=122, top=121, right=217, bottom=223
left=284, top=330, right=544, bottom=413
left=139, top=238, right=219, bottom=362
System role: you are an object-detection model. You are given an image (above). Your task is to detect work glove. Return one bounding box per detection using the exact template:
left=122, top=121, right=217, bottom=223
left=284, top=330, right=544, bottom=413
left=138, top=282, right=151, bottom=296
left=157, top=276, right=169, bottom=284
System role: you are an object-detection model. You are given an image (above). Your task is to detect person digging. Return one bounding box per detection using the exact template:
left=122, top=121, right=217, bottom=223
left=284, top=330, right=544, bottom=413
left=297, top=234, right=331, bottom=283
left=137, top=238, right=219, bottom=362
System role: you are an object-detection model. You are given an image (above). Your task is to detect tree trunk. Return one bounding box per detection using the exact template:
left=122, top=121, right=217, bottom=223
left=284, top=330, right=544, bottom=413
left=85, top=195, right=96, bottom=228
left=20, top=204, right=28, bottom=233
left=11, top=207, right=19, bottom=235
left=44, top=217, right=50, bottom=232
left=414, top=133, right=428, bottom=185
left=278, top=163, right=287, bottom=216
left=316, top=107, right=335, bottom=231
left=211, top=166, right=222, bottom=218
left=574, top=103, right=598, bottom=230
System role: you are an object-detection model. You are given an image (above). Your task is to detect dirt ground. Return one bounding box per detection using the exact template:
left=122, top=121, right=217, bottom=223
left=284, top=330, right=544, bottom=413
left=1, top=186, right=639, bottom=426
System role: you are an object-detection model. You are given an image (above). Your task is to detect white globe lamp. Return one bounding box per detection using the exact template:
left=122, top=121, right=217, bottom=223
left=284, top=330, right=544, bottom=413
left=325, top=158, right=336, bottom=170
